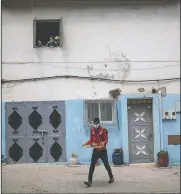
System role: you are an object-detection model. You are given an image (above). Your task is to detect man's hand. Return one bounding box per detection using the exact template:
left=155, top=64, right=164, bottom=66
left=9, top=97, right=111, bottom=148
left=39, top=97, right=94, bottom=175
left=99, top=142, right=105, bottom=146
left=91, top=142, right=97, bottom=147
left=82, top=143, right=86, bottom=147
left=82, top=143, right=93, bottom=147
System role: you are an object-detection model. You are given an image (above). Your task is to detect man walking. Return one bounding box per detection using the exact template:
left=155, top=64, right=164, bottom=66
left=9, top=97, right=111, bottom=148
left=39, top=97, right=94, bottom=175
left=83, top=118, right=114, bottom=187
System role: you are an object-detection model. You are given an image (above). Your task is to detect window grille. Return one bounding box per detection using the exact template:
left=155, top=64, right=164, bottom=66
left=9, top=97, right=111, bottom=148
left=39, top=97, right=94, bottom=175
left=84, top=100, right=116, bottom=125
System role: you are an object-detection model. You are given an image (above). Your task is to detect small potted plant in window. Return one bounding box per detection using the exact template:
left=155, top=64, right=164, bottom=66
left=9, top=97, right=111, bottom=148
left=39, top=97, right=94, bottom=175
left=157, top=150, right=169, bottom=167
left=70, top=153, right=78, bottom=165
left=112, top=148, right=124, bottom=165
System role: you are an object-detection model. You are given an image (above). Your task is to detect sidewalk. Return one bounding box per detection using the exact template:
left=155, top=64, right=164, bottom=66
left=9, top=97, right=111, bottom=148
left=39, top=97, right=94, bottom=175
left=2, top=164, right=180, bottom=193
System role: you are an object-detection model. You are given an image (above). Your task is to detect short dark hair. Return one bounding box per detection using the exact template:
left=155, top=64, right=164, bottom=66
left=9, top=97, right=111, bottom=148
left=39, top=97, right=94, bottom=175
left=93, top=118, right=100, bottom=123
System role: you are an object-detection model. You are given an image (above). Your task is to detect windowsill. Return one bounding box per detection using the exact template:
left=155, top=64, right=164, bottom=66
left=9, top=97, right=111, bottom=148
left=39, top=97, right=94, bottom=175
left=84, top=123, right=118, bottom=128
left=34, top=46, right=62, bottom=49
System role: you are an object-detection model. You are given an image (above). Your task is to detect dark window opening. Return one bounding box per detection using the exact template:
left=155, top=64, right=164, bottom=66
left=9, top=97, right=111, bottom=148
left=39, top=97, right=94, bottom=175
left=33, top=19, right=62, bottom=48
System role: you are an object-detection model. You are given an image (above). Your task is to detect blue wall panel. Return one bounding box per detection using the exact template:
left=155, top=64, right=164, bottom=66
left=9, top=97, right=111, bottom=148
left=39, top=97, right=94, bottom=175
left=65, top=100, right=122, bottom=163
left=65, top=100, right=91, bottom=163
left=2, top=102, right=6, bottom=160
left=162, top=94, right=180, bottom=165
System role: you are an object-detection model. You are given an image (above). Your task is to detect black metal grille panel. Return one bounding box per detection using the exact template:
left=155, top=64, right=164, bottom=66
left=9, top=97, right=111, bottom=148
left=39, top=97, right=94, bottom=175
left=8, top=111, right=22, bottom=130
left=29, top=141, right=43, bottom=162
left=50, top=141, right=62, bottom=161
left=9, top=142, right=23, bottom=162
left=28, top=110, right=42, bottom=130
left=49, top=109, right=62, bottom=129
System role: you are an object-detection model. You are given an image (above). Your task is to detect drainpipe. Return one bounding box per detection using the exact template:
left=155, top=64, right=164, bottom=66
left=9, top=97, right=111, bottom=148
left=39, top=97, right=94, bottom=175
left=158, top=81, right=166, bottom=150
left=158, top=83, right=164, bottom=150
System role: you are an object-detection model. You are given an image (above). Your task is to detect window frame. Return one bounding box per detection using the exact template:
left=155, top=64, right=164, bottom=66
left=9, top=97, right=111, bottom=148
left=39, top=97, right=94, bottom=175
left=84, top=99, right=117, bottom=126
left=33, top=18, right=63, bottom=48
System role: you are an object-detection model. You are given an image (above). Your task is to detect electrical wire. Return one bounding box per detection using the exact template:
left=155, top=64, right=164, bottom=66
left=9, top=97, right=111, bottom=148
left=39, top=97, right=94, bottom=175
left=2, top=62, right=180, bottom=71
left=2, top=75, right=180, bottom=85
left=130, top=64, right=179, bottom=70
left=3, top=60, right=180, bottom=64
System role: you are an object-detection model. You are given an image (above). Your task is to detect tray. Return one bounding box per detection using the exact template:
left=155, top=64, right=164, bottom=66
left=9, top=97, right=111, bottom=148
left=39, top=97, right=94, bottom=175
left=82, top=145, right=104, bottom=149
left=82, top=145, right=92, bottom=148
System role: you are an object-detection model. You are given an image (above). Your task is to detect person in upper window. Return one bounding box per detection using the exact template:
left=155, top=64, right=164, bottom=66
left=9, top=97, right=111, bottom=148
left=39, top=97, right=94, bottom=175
left=37, top=40, right=43, bottom=47
left=46, top=37, right=58, bottom=47
left=82, top=117, right=114, bottom=187
left=54, top=36, right=60, bottom=46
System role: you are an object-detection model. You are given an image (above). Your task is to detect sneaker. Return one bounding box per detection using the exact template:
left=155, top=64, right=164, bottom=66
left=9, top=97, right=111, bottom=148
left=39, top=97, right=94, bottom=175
left=84, top=181, right=92, bottom=187
left=108, top=178, right=114, bottom=184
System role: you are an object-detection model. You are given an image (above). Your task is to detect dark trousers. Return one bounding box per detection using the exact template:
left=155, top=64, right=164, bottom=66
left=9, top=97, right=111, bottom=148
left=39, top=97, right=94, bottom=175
left=88, top=149, right=113, bottom=182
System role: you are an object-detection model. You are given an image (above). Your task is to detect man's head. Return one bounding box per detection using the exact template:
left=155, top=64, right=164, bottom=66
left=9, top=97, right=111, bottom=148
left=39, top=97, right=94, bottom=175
left=55, top=36, right=60, bottom=42
left=93, top=118, right=100, bottom=129
left=49, top=37, right=54, bottom=43
left=37, top=40, right=42, bottom=47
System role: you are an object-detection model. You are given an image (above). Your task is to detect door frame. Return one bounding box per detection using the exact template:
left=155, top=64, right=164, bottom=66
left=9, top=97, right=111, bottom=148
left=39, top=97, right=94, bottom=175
left=127, top=98, right=154, bottom=163
left=120, top=94, right=161, bottom=164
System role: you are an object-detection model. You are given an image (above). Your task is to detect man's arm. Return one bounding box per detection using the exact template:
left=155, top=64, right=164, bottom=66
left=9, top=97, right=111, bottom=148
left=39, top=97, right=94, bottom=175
left=103, top=128, right=108, bottom=144
left=46, top=42, right=50, bottom=47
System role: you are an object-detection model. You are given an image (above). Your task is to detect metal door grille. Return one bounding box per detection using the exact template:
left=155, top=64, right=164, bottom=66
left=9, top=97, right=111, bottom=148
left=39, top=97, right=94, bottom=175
left=127, top=99, right=154, bottom=163
left=5, top=101, right=66, bottom=164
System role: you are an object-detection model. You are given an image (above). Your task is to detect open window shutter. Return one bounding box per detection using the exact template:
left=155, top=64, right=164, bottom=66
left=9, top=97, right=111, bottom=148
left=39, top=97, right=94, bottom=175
left=33, top=18, right=36, bottom=48
left=59, top=17, right=63, bottom=47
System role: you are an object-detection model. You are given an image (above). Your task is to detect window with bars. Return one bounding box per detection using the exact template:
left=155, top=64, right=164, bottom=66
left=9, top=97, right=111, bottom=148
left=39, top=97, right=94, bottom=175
left=84, top=100, right=115, bottom=125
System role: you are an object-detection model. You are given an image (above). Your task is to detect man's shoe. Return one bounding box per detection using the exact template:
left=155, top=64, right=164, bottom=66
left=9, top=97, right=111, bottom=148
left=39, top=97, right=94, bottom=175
left=84, top=181, right=92, bottom=187
left=108, top=178, right=114, bottom=184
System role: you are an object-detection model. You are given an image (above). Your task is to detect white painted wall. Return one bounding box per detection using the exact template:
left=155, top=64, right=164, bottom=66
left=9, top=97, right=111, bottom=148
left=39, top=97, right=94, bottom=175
left=2, top=0, right=180, bottom=101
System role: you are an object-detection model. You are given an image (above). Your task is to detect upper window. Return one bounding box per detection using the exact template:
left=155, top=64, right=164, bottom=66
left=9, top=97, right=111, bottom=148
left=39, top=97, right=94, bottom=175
left=84, top=100, right=116, bottom=125
left=33, top=19, right=63, bottom=48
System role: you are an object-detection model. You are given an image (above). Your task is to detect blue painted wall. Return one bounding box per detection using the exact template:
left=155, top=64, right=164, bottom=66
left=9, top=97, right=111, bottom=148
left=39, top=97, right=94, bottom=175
left=65, top=94, right=180, bottom=165
left=65, top=100, right=122, bottom=163
left=2, top=94, right=180, bottom=165
left=2, top=102, right=6, bottom=160
left=65, top=95, right=161, bottom=164
left=162, top=94, right=180, bottom=165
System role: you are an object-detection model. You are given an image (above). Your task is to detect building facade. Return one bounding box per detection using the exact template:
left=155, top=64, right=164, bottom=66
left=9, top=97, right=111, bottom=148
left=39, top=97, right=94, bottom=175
left=2, top=0, right=180, bottom=165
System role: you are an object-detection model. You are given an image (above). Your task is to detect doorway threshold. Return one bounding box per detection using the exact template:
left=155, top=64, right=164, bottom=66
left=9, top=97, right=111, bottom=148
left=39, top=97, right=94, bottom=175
left=129, top=163, right=156, bottom=167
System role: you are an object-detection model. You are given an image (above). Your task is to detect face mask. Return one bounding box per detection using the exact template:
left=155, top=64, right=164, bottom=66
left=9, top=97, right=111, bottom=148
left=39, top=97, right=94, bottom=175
left=94, top=124, right=100, bottom=129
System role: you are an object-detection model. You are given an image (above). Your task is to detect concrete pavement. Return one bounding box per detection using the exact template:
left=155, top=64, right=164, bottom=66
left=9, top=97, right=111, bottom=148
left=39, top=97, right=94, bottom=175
left=2, top=164, right=180, bottom=193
